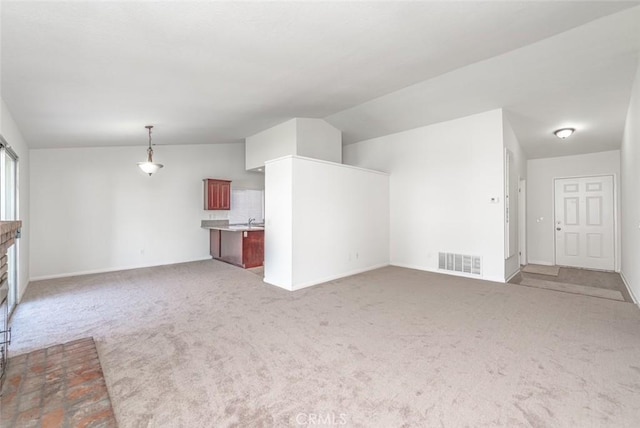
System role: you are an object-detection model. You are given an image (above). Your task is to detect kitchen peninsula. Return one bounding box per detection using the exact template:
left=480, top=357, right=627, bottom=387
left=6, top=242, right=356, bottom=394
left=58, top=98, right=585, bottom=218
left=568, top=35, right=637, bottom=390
left=201, top=221, right=264, bottom=269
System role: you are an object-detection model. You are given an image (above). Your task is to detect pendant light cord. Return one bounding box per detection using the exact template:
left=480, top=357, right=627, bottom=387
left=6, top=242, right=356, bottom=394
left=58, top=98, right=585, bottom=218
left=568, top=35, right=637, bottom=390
left=146, top=125, right=154, bottom=162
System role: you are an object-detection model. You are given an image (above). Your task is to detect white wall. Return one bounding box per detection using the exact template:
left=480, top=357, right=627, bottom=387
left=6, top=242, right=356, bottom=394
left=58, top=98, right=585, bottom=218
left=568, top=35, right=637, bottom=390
left=502, top=112, right=527, bottom=280
left=2, top=26, right=30, bottom=302
left=245, top=119, right=297, bottom=171
left=527, top=150, right=621, bottom=267
left=245, top=118, right=341, bottom=170
left=264, top=157, right=293, bottom=289
left=0, top=99, right=30, bottom=301
left=621, top=60, right=640, bottom=303
left=264, top=156, right=389, bottom=290
left=344, top=109, right=508, bottom=282
left=30, top=143, right=263, bottom=279
left=296, top=118, right=342, bottom=164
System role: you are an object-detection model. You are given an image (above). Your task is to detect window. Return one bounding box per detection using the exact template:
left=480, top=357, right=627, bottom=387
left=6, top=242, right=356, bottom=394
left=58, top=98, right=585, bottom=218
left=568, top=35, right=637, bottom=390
left=1, top=135, right=19, bottom=314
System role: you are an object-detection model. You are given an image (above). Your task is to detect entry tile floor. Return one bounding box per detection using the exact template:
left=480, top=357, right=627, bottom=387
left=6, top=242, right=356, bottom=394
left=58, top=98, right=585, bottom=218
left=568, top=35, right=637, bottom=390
left=512, top=265, right=633, bottom=302
left=0, top=337, right=117, bottom=428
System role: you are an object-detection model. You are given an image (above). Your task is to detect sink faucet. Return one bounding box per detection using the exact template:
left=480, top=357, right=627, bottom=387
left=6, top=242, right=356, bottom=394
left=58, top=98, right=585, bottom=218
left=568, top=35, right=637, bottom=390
left=248, top=218, right=255, bottom=227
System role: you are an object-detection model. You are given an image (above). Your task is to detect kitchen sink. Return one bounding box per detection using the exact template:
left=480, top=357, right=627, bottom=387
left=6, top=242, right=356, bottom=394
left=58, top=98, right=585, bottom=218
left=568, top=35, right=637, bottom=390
left=228, top=224, right=264, bottom=231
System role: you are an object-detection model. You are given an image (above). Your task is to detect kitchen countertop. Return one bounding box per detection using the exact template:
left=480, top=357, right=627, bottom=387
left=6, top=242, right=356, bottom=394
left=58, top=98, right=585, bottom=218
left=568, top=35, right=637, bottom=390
left=201, top=220, right=264, bottom=232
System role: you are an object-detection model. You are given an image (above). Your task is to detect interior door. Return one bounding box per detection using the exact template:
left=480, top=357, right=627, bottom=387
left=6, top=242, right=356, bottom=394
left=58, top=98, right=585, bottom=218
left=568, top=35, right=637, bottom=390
left=554, top=175, right=614, bottom=270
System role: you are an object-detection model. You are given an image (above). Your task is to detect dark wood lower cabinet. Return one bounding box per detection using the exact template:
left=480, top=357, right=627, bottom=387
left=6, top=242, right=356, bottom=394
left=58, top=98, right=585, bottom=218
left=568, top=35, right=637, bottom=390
left=242, top=231, right=264, bottom=269
left=210, top=229, right=221, bottom=259
left=210, top=229, right=264, bottom=269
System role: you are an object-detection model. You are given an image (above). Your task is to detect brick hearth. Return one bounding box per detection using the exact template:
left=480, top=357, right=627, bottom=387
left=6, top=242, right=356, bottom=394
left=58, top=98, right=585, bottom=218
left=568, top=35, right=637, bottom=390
left=1, top=220, right=21, bottom=287
left=0, top=337, right=117, bottom=427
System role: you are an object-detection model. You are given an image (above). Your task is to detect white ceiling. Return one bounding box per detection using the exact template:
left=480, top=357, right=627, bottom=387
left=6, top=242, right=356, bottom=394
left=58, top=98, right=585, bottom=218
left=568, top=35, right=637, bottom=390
left=2, top=1, right=639, bottom=159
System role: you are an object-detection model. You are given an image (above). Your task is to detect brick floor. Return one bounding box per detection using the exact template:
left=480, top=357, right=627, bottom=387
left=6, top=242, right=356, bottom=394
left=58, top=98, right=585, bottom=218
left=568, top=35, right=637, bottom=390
left=1, top=338, right=117, bottom=428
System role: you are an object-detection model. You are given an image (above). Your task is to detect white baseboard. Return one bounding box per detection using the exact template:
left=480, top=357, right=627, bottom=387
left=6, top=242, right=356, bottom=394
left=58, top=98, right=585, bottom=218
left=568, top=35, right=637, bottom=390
left=505, top=268, right=521, bottom=283
left=620, top=271, right=639, bottom=307
left=526, top=259, right=554, bottom=266
left=265, top=264, right=391, bottom=292
left=288, top=263, right=390, bottom=291
left=17, top=278, right=31, bottom=304
left=390, top=262, right=506, bottom=284
left=263, top=278, right=292, bottom=291
left=29, top=256, right=213, bottom=282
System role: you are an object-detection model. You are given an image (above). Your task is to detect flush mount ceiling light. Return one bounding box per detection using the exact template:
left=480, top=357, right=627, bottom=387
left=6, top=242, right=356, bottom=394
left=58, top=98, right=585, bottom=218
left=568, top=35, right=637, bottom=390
left=554, top=128, right=575, bottom=139
left=137, top=125, right=164, bottom=176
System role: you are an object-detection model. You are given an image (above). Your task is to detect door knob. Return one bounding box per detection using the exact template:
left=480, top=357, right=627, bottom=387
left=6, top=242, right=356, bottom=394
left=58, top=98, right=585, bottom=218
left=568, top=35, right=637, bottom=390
left=556, top=227, right=562, bottom=231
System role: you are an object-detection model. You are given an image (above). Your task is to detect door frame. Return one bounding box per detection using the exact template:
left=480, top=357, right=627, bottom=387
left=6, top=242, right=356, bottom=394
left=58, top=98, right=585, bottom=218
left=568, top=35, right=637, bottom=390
left=0, top=134, right=19, bottom=315
left=518, top=178, right=526, bottom=266
left=552, top=173, right=617, bottom=271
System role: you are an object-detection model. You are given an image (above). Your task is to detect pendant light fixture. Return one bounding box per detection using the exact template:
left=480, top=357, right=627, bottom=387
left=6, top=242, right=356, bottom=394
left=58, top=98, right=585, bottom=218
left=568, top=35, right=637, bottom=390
left=137, top=125, right=164, bottom=176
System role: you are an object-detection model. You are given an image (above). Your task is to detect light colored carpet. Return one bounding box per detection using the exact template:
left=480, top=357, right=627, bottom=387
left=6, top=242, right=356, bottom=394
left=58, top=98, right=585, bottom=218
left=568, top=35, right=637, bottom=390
left=519, top=278, right=625, bottom=301
left=8, top=261, right=640, bottom=427
left=522, top=264, right=560, bottom=276
left=247, top=266, right=264, bottom=277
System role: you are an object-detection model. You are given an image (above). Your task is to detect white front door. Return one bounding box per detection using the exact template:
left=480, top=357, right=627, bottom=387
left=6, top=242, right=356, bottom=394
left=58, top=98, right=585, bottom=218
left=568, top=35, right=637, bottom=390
left=554, top=175, right=614, bottom=270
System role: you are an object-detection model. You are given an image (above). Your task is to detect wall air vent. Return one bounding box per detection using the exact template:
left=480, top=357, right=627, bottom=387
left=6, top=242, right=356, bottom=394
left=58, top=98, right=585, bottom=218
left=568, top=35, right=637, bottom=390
left=438, top=252, right=482, bottom=276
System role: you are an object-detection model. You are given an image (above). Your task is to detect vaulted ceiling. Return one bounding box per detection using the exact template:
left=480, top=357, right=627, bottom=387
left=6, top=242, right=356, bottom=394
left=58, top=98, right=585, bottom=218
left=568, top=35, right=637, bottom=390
left=2, top=1, right=639, bottom=159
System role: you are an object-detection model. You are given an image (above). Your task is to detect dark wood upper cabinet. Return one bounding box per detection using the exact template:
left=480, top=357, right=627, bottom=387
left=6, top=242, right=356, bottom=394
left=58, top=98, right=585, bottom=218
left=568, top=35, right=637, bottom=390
left=204, top=179, right=231, bottom=210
